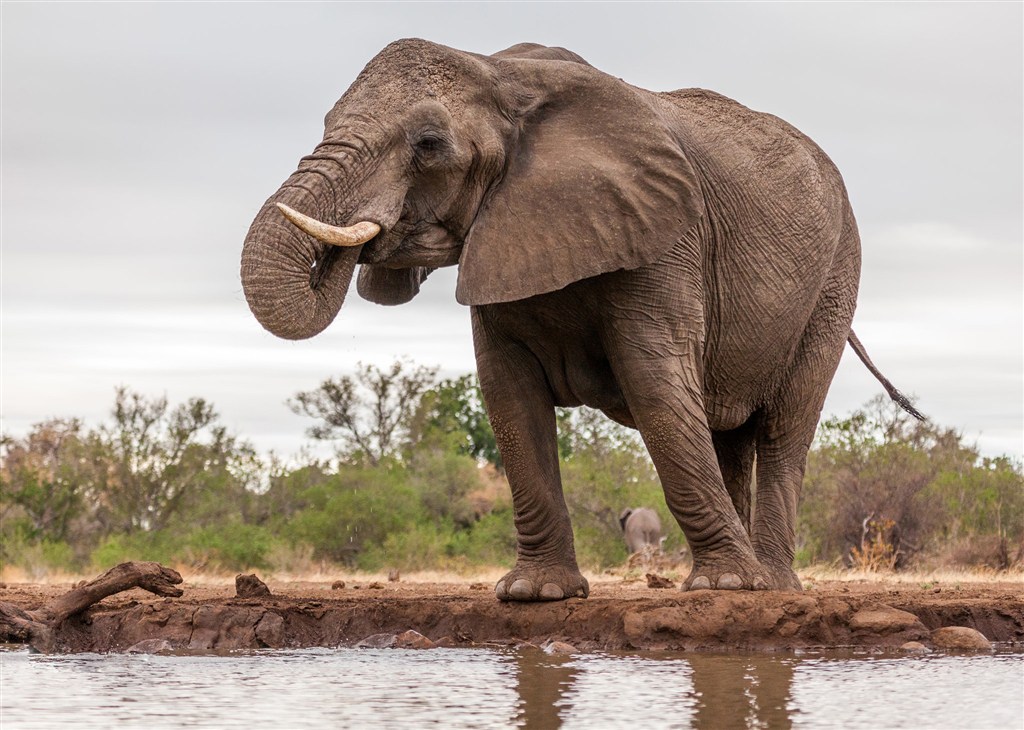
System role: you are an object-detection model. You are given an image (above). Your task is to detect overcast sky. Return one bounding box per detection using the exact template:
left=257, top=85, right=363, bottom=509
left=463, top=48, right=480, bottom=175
left=3, top=2, right=1022, bottom=460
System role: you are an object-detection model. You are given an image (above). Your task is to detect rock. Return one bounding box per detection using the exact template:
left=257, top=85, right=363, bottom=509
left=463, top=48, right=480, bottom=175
left=235, top=574, right=271, bottom=598
left=899, top=641, right=932, bottom=654
left=433, top=636, right=457, bottom=648
left=776, top=620, right=800, bottom=638
left=543, top=640, right=577, bottom=655
left=848, top=605, right=924, bottom=634
left=931, top=626, right=992, bottom=651
left=388, top=570, right=401, bottom=583
left=357, top=633, right=397, bottom=649
left=469, top=583, right=488, bottom=590
left=126, top=638, right=173, bottom=654
left=646, top=573, right=675, bottom=589
left=255, top=612, right=285, bottom=648
left=368, top=582, right=384, bottom=590
left=331, top=581, right=346, bottom=590
left=395, top=630, right=435, bottom=649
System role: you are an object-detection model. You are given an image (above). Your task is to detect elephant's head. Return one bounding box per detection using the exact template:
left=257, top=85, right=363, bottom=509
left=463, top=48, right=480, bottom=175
left=241, top=39, right=703, bottom=340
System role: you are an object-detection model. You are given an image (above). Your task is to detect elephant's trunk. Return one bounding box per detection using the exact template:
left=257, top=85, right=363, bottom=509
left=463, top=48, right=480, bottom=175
left=241, top=174, right=361, bottom=341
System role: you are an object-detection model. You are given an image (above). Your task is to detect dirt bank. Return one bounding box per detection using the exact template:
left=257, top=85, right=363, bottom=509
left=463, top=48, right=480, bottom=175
left=2, top=566, right=1020, bottom=653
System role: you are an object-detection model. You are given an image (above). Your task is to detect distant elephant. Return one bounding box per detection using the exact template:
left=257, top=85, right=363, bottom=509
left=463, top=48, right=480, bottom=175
left=619, top=508, right=663, bottom=556
left=241, top=39, right=921, bottom=601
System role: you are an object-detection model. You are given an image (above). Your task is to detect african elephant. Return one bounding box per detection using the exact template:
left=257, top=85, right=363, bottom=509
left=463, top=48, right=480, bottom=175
left=620, top=508, right=663, bottom=556
left=241, top=39, right=921, bottom=601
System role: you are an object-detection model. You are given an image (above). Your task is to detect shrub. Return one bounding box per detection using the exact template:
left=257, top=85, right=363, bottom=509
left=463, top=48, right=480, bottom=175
left=90, top=532, right=180, bottom=570
left=448, top=508, right=517, bottom=568
left=358, top=521, right=452, bottom=572
left=184, top=523, right=276, bottom=571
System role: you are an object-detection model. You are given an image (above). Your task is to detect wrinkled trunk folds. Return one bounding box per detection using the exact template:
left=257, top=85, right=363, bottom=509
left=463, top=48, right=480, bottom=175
left=240, top=174, right=361, bottom=340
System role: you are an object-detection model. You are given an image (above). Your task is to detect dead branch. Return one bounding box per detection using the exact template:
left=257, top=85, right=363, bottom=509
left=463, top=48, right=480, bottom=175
left=0, top=561, right=182, bottom=652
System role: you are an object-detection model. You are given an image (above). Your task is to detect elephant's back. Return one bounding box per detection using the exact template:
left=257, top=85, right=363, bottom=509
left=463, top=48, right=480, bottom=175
left=658, top=88, right=857, bottom=426
left=658, top=87, right=845, bottom=196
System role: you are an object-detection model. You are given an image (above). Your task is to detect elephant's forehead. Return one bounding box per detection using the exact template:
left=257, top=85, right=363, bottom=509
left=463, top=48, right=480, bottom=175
left=341, top=39, right=491, bottom=114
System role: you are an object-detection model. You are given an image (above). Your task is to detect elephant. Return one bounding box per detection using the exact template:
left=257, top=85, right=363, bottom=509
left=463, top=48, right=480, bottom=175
left=241, top=39, right=922, bottom=601
left=619, top=508, right=663, bottom=556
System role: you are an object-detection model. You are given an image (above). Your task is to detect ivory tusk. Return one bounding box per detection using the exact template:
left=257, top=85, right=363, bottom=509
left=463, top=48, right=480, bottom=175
left=276, top=203, right=380, bottom=247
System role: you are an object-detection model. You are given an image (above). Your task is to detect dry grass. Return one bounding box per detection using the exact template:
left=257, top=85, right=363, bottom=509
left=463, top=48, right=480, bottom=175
left=0, top=563, right=512, bottom=587
left=798, top=564, right=1024, bottom=585
left=5, top=560, right=1022, bottom=588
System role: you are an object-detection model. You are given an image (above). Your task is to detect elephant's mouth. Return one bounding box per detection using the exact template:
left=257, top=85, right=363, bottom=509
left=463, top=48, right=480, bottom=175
left=359, top=217, right=463, bottom=268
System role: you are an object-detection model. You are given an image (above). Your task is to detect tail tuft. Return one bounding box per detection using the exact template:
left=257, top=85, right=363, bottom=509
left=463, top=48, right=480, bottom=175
left=847, top=330, right=926, bottom=421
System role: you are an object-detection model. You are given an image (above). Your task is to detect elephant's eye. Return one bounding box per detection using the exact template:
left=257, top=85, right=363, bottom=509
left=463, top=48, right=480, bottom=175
left=413, top=133, right=446, bottom=155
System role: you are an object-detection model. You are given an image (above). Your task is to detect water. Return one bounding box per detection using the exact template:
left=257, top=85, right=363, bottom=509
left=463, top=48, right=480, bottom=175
left=1, top=647, right=1021, bottom=729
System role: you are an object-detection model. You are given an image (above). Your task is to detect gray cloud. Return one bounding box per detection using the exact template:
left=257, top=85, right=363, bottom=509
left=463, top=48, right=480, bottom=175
left=2, top=2, right=1021, bottom=458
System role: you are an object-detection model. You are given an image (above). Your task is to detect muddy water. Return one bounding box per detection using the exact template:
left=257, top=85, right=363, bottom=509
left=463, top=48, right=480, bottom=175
left=2, top=648, right=1021, bottom=729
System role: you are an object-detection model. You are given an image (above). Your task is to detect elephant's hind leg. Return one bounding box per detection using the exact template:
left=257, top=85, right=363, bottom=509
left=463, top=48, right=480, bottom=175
left=752, top=241, right=859, bottom=591
left=711, top=416, right=759, bottom=535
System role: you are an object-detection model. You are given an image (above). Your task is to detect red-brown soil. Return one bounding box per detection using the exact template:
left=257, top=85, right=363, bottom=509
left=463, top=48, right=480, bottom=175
left=2, top=572, right=1021, bottom=653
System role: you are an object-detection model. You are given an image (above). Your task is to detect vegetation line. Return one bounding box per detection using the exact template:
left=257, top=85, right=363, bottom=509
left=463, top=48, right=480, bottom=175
left=3, top=361, right=1021, bottom=579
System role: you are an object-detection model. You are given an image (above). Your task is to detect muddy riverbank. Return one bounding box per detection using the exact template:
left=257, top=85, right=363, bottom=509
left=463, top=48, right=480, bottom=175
left=2, top=565, right=1020, bottom=653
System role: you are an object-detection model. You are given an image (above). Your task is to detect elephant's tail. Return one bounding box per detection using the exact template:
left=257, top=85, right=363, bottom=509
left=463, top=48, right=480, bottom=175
left=847, top=331, right=925, bottom=420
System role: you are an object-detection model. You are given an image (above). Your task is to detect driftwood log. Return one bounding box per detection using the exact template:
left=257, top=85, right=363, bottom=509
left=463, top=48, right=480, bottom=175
left=0, top=561, right=182, bottom=652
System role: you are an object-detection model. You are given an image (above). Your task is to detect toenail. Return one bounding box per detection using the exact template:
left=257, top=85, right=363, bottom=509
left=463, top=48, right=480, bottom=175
left=509, top=579, right=534, bottom=600
left=495, top=581, right=508, bottom=600
left=540, top=583, right=564, bottom=600
left=717, top=573, right=742, bottom=590
left=689, top=576, right=711, bottom=590
left=753, top=576, right=769, bottom=590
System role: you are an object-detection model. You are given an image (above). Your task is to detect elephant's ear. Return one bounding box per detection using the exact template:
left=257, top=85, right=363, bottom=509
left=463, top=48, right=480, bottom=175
left=357, top=265, right=433, bottom=306
left=456, top=59, right=704, bottom=306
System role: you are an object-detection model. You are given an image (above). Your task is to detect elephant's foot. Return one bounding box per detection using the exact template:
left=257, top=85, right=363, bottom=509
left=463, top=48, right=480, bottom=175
left=495, top=561, right=589, bottom=602
left=683, top=551, right=772, bottom=591
left=758, top=560, right=803, bottom=591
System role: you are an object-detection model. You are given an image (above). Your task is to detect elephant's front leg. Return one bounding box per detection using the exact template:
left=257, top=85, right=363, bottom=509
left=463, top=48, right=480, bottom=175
left=473, top=319, right=589, bottom=602
left=607, top=331, right=771, bottom=591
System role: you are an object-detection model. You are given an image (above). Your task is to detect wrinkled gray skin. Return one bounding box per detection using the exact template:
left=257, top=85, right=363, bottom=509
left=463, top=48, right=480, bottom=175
left=619, top=508, right=663, bottom=555
left=242, top=39, right=909, bottom=600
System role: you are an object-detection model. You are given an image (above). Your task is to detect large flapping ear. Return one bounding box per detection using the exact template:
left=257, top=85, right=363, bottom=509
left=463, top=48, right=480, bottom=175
left=357, top=265, right=433, bottom=306
left=456, top=53, right=704, bottom=306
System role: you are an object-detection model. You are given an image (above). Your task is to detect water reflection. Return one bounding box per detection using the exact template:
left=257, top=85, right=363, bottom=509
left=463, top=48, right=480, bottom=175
left=1, top=647, right=1021, bottom=729
left=688, top=654, right=794, bottom=730
left=512, top=650, right=794, bottom=729
left=514, top=651, right=578, bottom=728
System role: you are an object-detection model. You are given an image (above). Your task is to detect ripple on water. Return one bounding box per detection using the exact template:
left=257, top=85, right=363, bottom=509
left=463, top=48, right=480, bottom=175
left=1, top=648, right=1021, bottom=729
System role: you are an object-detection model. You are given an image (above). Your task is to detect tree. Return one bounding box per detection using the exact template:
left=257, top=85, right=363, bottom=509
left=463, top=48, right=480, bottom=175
left=798, top=395, right=1017, bottom=568
left=288, top=360, right=438, bottom=466
left=0, top=419, right=87, bottom=544
left=410, top=373, right=501, bottom=469
left=90, top=388, right=258, bottom=534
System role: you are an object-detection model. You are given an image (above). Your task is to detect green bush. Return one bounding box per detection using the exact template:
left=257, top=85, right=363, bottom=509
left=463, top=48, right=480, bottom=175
left=0, top=529, right=76, bottom=579
left=406, top=447, right=483, bottom=527
left=184, top=523, right=277, bottom=571
left=358, top=521, right=453, bottom=572
left=448, top=508, right=517, bottom=568
left=285, top=462, right=424, bottom=565
left=90, top=532, right=180, bottom=569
